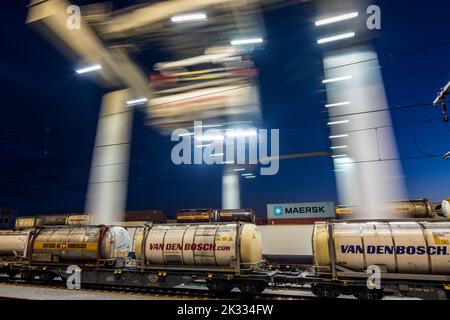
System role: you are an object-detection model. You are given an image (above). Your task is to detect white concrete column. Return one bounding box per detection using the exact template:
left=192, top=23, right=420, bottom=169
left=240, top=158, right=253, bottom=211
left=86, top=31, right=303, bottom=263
left=323, top=47, right=407, bottom=217
left=85, top=89, right=133, bottom=224
left=222, top=169, right=240, bottom=209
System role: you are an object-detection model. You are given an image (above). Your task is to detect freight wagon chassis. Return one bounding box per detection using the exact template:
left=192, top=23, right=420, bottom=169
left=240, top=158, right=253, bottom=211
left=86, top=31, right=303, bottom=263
left=303, top=221, right=450, bottom=300
left=297, top=270, right=450, bottom=300
left=6, top=264, right=273, bottom=295
left=79, top=268, right=271, bottom=295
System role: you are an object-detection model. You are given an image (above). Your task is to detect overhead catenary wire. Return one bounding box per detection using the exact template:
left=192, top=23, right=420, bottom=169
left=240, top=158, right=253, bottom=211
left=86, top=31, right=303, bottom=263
left=0, top=151, right=444, bottom=194
left=1, top=32, right=450, bottom=192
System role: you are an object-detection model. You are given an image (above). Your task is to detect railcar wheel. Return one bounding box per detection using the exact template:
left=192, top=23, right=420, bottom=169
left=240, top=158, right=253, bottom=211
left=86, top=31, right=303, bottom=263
left=21, top=271, right=35, bottom=282
left=312, top=284, right=340, bottom=299
left=207, top=280, right=235, bottom=293
left=239, top=281, right=266, bottom=295
left=222, top=285, right=234, bottom=293
left=38, top=272, right=52, bottom=282
left=354, top=288, right=384, bottom=300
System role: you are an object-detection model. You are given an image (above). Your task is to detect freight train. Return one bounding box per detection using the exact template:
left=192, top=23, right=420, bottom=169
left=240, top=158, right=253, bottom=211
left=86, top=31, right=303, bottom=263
left=1, top=219, right=450, bottom=299
left=15, top=214, right=92, bottom=229
left=335, top=199, right=450, bottom=218
left=308, top=220, right=450, bottom=299
left=176, top=208, right=256, bottom=223
left=0, top=222, right=270, bottom=294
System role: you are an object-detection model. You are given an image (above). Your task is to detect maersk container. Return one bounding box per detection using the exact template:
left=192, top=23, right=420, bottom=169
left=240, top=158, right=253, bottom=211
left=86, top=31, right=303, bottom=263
left=135, top=223, right=262, bottom=271
left=259, top=224, right=314, bottom=265
left=313, top=221, right=450, bottom=275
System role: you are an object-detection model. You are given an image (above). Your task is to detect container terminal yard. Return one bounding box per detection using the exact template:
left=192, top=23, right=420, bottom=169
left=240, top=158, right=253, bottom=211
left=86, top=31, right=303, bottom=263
left=0, top=0, right=450, bottom=308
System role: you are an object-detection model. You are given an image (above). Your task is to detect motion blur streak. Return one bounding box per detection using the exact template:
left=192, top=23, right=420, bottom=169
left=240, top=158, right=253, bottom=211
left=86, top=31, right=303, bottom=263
left=324, top=48, right=407, bottom=217
left=315, top=0, right=408, bottom=218
left=85, top=90, right=133, bottom=224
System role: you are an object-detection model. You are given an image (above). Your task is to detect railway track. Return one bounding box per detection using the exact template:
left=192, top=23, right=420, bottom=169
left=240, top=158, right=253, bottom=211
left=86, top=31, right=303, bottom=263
left=0, top=277, right=315, bottom=300
left=0, top=296, right=29, bottom=300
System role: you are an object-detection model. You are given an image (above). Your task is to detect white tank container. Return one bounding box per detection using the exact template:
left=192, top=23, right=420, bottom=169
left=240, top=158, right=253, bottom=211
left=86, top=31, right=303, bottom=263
left=32, top=226, right=130, bottom=261
left=135, top=223, right=262, bottom=270
left=0, top=230, right=31, bottom=256
left=313, top=221, right=450, bottom=275
left=442, top=200, right=450, bottom=218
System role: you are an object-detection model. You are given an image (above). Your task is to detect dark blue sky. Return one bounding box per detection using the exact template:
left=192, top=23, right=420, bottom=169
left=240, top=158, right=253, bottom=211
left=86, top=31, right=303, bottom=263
left=0, top=0, right=449, bottom=218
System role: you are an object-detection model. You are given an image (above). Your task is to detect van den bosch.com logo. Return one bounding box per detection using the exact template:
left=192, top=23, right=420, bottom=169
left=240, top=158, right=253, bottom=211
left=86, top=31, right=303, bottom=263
left=341, top=245, right=449, bottom=255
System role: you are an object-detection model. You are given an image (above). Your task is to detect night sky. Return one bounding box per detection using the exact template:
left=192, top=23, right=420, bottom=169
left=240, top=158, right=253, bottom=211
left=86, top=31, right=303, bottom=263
left=0, top=0, right=449, bottom=218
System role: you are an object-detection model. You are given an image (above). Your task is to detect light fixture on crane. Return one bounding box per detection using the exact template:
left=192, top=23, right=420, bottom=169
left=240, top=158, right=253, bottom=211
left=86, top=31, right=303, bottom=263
left=433, top=80, right=450, bottom=122
left=443, top=151, right=450, bottom=160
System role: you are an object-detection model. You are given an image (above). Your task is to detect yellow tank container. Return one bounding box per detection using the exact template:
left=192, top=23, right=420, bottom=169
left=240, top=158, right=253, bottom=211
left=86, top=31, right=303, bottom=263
left=31, top=226, right=130, bottom=262
left=15, top=217, right=44, bottom=229
left=65, top=215, right=92, bottom=226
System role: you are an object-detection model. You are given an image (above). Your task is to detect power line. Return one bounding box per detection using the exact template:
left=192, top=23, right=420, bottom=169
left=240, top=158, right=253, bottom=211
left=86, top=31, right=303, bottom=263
left=334, top=154, right=442, bottom=166
left=323, top=40, right=450, bottom=71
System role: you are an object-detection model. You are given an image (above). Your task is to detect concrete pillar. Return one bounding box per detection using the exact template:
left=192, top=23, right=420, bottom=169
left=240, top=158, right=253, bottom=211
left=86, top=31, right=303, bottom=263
left=323, top=47, right=407, bottom=218
left=85, top=89, right=133, bottom=224
left=222, top=169, right=240, bottom=209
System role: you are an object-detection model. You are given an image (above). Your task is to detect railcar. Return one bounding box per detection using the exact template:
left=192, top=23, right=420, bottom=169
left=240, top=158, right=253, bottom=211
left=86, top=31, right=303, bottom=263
left=0, top=222, right=273, bottom=295
left=303, top=219, right=450, bottom=299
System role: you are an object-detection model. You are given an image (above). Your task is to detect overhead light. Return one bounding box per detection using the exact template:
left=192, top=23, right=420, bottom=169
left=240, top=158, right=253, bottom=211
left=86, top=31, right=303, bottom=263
left=226, top=129, right=257, bottom=137
left=332, top=154, right=347, bottom=158
left=171, top=13, right=207, bottom=23
left=178, top=132, right=195, bottom=137
left=126, top=97, right=148, bottom=106
left=325, top=101, right=350, bottom=107
left=75, top=64, right=102, bottom=74
left=329, top=134, right=348, bottom=139
left=327, top=120, right=349, bottom=125
left=233, top=168, right=245, bottom=172
left=241, top=173, right=253, bottom=176
left=195, top=134, right=224, bottom=141
left=196, top=144, right=211, bottom=148
left=318, top=32, right=355, bottom=44
left=315, top=12, right=359, bottom=26
left=333, top=169, right=346, bottom=172
left=322, top=76, right=352, bottom=83
left=230, top=38, right=263, bottom=46
left=194, top=124, right=222, bottom=128
left=245, top=175, right=256, bottom=179
left=331, top=146, right=348, bottom=149
left=221, top=160, right=235, bottom=164
left=443, top=150, right=450, bottom=160
left=211, top=153, right=224, bottom=157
